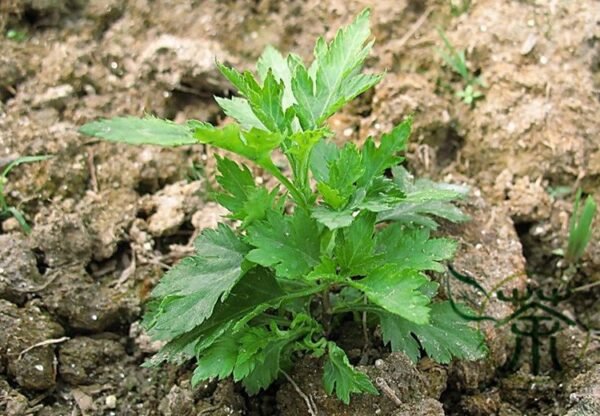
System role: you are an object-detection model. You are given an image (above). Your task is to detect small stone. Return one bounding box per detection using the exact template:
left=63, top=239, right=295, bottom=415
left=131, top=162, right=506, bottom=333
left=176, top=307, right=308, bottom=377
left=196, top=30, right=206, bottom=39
left=32, top=84, right=75, bottom=110
left=520, top=34, right=537, bottom=55
left=105, top=394, right=117, bottom=409
left=1, top=217, right=21, bottom=233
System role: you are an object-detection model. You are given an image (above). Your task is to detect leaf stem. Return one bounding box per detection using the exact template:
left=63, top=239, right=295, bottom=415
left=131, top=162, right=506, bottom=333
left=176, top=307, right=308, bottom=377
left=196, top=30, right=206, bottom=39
left=332, top=304, right=382, bottom=315
left=263, top=161, right=310, bottom=209
left=322, top=288, right=332, bottom=335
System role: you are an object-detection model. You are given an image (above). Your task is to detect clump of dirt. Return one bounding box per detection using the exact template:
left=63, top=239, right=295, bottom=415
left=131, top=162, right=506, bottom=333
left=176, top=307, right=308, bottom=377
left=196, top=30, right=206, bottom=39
left=0, top=1, right=598, bottom=415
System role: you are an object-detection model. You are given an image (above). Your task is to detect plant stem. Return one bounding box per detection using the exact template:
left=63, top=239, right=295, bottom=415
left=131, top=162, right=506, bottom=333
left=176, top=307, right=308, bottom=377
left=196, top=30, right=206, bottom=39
left=332, top=304, right=382, bottom=315
left=265, top=163, right=309, bottom=209
left=0, top=180, right=7, bottom=211
left=322, top=288, right=332, bottom=335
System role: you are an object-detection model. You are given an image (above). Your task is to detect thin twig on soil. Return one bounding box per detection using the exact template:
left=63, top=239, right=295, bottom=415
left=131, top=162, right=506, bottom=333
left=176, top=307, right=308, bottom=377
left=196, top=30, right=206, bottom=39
left=86, top=148, right=99, bottom=193
left=14, top=269, right=62, bottom=293
left=112, top=251, right=137, bottom=288
left=391, top=7, right=433, bottom=50
left=281, top=370, right=319, bottom=416
left=198, top=405, right=220, bottom=415
left=375, top=377, right=403, bottom=407
left=360, top=295, right=370, bottom=365
left=18, top=336, right=70, bottom=360
left=572, top=280, right=600, bottom=292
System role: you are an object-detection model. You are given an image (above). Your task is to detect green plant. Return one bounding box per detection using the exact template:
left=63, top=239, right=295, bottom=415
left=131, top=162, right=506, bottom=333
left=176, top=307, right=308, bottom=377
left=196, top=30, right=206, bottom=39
left=5, top=28, right=27, bottom=42
left=449, top=0, right=471, bottom=16
left=80, top=10, right=486, bottom=404
left=436, top=28, right=484, bottom=106
left=0, top=155, right=51, bottom=233
left=564, top=189, right=597, bottom=263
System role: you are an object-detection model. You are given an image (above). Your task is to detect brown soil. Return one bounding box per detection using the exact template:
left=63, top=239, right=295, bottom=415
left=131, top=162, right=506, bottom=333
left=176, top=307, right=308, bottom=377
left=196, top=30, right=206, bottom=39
left=1, top=1, right=599, bottom=415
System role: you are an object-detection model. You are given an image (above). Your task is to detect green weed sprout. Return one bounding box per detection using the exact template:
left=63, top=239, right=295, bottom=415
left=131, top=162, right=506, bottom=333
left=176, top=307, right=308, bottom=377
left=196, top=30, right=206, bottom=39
left=565, top=189, right=597, bottom=264
left=436, top=28, right=484, bottom=106
left=80, top=10, right=486, bottom=404
left=6, top=28, right=27, bottom=42
left=0, top=155, right=51, bottom=233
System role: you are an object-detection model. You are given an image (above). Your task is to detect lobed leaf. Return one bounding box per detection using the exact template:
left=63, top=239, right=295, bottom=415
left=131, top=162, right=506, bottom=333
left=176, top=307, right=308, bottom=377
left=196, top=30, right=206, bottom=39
left=379, top=301, right=488, bottom=364
left=79, top=116, right=197, bottom=146
left=214, top=156, right=280, bottom=227
left=358, top=118, right=411, bottom=187
left=215, top=96, right=267, bottom=130
left=351, top=265, right=431, bottom=324
left=291, top=9, right=382, bottom=129
left=192, top=122, right=283, bottom=170
left=323, top=342, right=378, bottom=404
left=376, top=224, right=457, bottom=273
left=147, top=224, right=251, bottom=340
left=218, top=64, right=289, bottom=133
left=257, top=45, right=296, bottom=109
left=145, top=267, right=285, bottom=366
left=246, top=209, right=321, bottom=279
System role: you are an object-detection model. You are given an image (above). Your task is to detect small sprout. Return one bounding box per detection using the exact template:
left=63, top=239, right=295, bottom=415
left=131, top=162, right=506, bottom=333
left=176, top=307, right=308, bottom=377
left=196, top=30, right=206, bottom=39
left=6, top=28, right=27, bottom=42
left=456, top=84, right=483, bottom=105
left=565, top=189, right=597, bottom=264
left=436, top=28, right=485, bottom=106
left=0, top=155, right=52, bottom=233
left=547, top=185, right=572, bottom=199
left=449, top=0, right=471, bottom=16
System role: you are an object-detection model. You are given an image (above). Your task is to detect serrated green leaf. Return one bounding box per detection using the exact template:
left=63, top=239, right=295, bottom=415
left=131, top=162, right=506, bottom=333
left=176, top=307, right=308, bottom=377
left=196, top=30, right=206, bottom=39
left=192, top=122, right=282, bottom=170
left=214, top=156, right=255, bottom=212
left=323, top=342, right=378, bottom=404
left=192, top=335, right=238, bottom=385
left=287, top=129, right=330, bottom=159
left=311, top=205, right=355, bottom=230
left=335, top=212, right=379, bottom=276
left=287, top=129, right=331, bottom=194
left=145, top=267, right=286, bottom=366
left=358, top=177, right=405, bottom=212
left=358, top=119, right=411, bottom=187
left=379, top=301, right=487, bottom=364
left=307, top=257, right=339, bottom=281
left=148, top=224, right=250, bottom=340
left=376, top=225, right=456, bottom=272
left=393, top=166, right=469, bottom=202
left=234, top=327, right=295, bottom=394
left=257, top=45, right=295, bottom=109
left=378, top=166, right=469, bottom=228
left=79, top=116, right=197, bottom=146
left=310, top=139, right=339, bottom=182
left=215, top=96, right=267, bottom=130
left=378, top=200, right=469, bottom=229
left=246, top=209, right=321, bottom=279
left=316, top=143, right=364, bottom=209
left=218, top=64, right=288, bottom=133
left=214, top=156, right=280, bottom=227
left=291, top=9, right=382, bottom=129
left=351, top=265, right=431, bottom=324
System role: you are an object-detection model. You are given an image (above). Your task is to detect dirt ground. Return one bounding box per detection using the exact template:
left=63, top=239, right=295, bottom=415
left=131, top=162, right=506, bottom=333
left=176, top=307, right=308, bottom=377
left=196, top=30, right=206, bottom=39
left=0, top=0, right=599, bottom=415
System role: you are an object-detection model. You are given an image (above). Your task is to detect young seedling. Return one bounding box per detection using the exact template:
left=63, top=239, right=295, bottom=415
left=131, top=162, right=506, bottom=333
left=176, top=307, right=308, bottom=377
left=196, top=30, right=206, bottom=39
left=6, top=28, right=27, bottom=42
left=449, top=0, right=471, bottom=17
left=436, top=28, right=484, bottom=106
left=0, top=155, right=51, bottom=233
left=564, top=189, right=597, bottom=264
left=80, top=10, right=486, bottom=404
